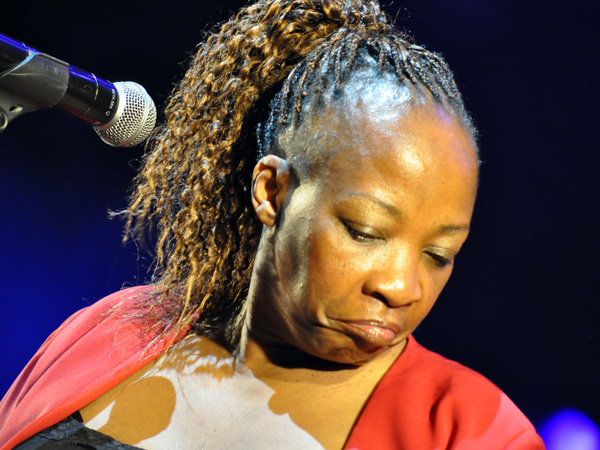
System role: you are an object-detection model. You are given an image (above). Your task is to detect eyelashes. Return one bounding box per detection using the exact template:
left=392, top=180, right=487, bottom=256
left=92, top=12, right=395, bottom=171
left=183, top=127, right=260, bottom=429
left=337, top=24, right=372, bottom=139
left=342, top=221, right=378, bottom=242
left=425, top=251, right=453, bottom=268
left=341, top=219, right=454, bottom=269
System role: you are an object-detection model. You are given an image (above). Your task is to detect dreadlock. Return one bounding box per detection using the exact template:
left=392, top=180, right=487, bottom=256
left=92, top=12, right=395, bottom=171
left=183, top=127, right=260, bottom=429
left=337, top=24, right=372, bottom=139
left=121, top=0, right=475, bottom=348
left=258, top=29, right=475, bottom=162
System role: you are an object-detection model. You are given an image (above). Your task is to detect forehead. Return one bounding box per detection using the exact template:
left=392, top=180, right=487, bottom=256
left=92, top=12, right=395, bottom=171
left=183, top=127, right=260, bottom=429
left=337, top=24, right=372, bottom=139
left=320, top=105, right=476, bottom=187
left=282, top=80, right=475, bottom=174
left=279, top=82, right=479, bottom=220
left=279, top=69, right=474, bottom=167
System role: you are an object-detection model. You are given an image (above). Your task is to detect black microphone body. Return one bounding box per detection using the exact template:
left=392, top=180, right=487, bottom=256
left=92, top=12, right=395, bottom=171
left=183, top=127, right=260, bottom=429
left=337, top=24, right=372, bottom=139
left=0, top=33, right=156, bottom=147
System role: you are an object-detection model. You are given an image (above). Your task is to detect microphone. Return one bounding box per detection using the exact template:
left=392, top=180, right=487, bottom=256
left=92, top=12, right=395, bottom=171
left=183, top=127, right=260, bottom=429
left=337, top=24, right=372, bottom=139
left=0, top=33, right=156, bottom=147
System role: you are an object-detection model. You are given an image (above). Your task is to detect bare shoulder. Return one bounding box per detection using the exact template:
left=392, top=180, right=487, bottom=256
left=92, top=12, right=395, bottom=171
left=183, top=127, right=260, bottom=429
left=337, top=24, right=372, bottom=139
left=79, top=335, right=325, bottom=449
left=79, top=334, right=236, bottom=445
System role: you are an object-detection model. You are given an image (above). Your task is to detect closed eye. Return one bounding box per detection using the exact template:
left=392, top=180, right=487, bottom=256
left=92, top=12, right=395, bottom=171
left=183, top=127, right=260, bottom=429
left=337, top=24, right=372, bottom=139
left=426, top=251, right=453, bottom=269
left=342, top=221, right=378, bottom=243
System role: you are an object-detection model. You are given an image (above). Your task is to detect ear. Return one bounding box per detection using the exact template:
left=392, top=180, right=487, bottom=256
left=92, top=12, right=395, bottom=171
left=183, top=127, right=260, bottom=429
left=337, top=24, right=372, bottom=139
left=251, top=155, right=291, bottom=227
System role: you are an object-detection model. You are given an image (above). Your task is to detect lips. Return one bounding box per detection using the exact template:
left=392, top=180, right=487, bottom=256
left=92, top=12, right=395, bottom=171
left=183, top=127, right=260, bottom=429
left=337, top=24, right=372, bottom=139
left=340, top=320, right=401, bottom=347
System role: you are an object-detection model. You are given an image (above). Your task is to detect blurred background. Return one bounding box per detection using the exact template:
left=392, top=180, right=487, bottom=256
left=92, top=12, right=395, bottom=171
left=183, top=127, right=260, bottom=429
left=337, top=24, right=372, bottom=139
left=1, top=0, right=599, bottom=446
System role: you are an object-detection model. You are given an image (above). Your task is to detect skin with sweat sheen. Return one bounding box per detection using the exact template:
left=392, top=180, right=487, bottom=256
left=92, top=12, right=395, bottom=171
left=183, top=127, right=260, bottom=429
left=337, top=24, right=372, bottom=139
left=245, top=97, right=479, bottom=368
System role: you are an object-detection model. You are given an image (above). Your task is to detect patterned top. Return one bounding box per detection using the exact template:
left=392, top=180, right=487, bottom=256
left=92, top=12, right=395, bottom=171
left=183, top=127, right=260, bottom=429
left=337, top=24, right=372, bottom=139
left=14, top=414, right=141, bottom=450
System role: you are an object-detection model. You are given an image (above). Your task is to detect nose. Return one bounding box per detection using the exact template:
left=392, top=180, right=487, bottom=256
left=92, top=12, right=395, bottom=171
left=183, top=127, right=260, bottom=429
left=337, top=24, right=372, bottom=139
left=362, top=245, right=423, bottom=308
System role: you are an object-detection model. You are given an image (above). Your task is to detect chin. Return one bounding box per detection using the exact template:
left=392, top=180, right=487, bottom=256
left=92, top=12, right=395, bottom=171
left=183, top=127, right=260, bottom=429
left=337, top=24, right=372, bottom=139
left=292, top=329, right=394, bottom=366
left=312, top=344, right=387, bottom=366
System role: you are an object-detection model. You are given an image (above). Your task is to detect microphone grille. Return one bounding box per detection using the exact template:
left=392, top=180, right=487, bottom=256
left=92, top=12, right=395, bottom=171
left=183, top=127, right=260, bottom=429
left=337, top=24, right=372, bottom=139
left=94, top=81, right=156, bottom=147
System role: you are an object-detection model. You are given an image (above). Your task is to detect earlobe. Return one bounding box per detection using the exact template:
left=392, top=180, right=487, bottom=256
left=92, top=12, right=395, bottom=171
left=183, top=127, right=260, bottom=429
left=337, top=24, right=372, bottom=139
left=251, top=155, right=290, bottom=227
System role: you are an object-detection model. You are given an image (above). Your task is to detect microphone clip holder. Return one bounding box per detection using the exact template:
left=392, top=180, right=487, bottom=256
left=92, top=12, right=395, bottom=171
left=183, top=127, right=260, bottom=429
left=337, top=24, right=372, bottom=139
left=0, top=49, right=69, bottom=133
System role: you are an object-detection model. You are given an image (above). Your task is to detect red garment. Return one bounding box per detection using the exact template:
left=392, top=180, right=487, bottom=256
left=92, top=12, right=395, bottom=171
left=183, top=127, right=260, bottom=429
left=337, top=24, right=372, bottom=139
left=0, top=287, right=544, bottom=449
left=344, top=338, right=545, bottom=449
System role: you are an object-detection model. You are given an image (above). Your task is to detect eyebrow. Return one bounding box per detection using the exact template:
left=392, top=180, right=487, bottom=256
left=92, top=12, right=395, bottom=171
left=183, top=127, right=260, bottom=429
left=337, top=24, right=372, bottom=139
left=345, top=192, right=402, bottom=217
left=434, top=224, right=470, bottom=234
left=345, top=192, right=470, bottom=234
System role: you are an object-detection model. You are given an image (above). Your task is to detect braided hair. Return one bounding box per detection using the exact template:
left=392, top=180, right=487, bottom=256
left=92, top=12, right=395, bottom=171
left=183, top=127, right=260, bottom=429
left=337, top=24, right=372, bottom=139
left=122, top=0, right=475, bottom=347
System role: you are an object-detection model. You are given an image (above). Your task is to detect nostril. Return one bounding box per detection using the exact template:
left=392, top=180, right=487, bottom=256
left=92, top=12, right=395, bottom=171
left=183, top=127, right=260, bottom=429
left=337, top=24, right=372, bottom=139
left=370, top=291, right=389, bottom=305
left=363, top=288, right=401, bottom=308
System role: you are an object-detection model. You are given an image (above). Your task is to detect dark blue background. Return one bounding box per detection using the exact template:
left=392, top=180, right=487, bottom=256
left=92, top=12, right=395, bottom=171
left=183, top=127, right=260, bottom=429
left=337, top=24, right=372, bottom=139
left=1, top=0, right=598, bottom=429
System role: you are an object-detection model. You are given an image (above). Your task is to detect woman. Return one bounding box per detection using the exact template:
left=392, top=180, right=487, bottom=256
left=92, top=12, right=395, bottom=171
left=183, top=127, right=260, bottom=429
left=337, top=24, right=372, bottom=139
left=0, top=0, right=545, bottom=448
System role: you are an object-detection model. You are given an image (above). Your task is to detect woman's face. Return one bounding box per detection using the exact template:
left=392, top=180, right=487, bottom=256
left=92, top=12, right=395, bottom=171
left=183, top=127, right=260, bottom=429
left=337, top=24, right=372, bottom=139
left=251, top=98, right=479, bottom=366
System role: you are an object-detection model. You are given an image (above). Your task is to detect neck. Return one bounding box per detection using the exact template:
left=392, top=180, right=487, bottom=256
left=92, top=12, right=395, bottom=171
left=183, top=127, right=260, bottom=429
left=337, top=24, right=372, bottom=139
left=233, top=225, right=283, bottom=361
left=242, top=332, right=408, bottom=383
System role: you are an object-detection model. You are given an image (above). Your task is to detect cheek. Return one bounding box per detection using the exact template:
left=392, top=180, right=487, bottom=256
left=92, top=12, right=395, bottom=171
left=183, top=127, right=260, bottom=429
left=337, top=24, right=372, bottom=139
left=303, top=227, right=345, bottom=310
left=408, top=267, right=453, bottom=326
left=273, top=215, right=315, bottom=299
left=426, top=267, right=452, bottom=296
left=303, top=221, right=371, bottom=315
left=272, top=220, right=339, bottom=326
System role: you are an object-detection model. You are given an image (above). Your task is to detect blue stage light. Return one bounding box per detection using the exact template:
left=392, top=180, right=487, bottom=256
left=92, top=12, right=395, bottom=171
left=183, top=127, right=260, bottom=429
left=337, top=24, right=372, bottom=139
left=540, top=408, right=600, bottom=450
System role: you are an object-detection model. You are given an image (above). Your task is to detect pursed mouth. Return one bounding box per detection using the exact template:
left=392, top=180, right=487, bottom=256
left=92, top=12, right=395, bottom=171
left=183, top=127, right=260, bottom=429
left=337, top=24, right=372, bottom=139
left=337, top=320, right=401, bottom=347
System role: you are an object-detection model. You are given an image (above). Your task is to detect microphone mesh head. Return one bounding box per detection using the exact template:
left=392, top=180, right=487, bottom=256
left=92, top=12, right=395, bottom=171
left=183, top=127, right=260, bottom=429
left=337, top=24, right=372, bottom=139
left=94, top=81, right=156, bottom=147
